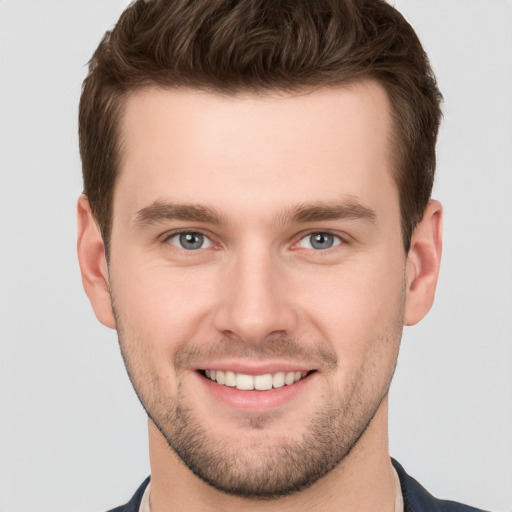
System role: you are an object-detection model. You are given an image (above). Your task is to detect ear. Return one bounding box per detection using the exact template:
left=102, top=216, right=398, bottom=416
left=76, top=195, right=116, bottom=329
left=403, top=200, right=443, bottom=326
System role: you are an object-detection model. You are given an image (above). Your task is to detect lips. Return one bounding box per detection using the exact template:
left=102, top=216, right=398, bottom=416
left=202, top=369, right=309, bottom=391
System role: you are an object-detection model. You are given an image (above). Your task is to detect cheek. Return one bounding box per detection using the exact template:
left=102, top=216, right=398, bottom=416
left=110, top=259, right=219, bottom=358
left=292, top=256, right=405, bottom=361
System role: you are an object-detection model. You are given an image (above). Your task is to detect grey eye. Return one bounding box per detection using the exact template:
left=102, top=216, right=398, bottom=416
left=298, top=232, right=341, bottom=250
left=168, top=232, right=212, bottom=250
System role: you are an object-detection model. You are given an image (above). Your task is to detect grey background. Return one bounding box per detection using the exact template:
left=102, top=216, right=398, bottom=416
left=0, top=1, right=511, bottom=511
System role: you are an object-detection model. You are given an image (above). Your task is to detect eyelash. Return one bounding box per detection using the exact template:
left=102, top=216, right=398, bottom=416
left=162, top=229, right=347, bottom=253
left=294, top=231, right=344, bottom=251
left=163, top=229, right=216, bottom=252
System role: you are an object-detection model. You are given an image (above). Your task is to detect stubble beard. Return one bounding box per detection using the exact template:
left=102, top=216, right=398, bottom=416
left=151, top=375, right=391, bottom=499
left=113, top=298, right=404, bottom=499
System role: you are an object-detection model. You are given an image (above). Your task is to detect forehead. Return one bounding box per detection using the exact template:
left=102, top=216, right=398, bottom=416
left=115, top=82, right=397, bottom=222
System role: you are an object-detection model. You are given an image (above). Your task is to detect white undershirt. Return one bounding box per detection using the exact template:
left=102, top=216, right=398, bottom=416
left=139, top=480, right=151, bottom=512
left=139, top=467, right=404, bottom=512
left=393, top=465, right=405, bottom=512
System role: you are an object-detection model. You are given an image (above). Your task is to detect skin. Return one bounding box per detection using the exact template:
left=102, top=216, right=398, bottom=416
left=77, top=81, right=442, bottom=512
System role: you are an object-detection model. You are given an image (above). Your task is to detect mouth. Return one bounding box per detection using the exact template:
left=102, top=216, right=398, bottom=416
left=200, top=369, right=313, bottom=391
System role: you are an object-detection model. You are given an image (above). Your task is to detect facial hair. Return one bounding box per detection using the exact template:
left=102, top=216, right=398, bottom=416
left=113, top=295, right=404, bottom=499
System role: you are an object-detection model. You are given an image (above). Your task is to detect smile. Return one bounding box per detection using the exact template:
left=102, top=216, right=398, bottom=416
left=202, top=369, right=310, bottom=391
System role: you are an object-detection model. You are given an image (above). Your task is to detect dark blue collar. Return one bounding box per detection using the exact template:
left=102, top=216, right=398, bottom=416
left=392, top=459, right=489, bottom=512
left=108, top=460, right=489, bottom=512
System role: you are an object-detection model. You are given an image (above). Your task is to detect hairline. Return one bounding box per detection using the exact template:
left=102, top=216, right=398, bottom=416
left=100, top=78, right=415, bottom=259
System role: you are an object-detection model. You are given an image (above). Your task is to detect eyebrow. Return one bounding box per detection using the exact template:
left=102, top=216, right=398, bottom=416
left=134, top=197, right=376, bottom=228
left=282, top=199, right=377, bottom=225
left=134, top=200, right=225, bottom=226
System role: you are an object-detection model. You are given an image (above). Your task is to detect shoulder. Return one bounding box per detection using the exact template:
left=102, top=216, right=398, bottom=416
left=392, top=459, right=490, bottom=512
left=106, top=466, right=491, bottom=512
left=106, top=477, right=150, bottom=512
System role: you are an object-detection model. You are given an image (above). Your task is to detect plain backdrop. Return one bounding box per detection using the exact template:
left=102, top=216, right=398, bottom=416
left=0, top=1, right=511, bottom=511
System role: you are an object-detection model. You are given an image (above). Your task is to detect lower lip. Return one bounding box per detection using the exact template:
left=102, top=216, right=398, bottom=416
left=197, top=372, right=315, bottom=411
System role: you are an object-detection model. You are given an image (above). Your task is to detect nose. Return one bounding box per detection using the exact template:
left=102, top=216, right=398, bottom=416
left=212, top=245, right=298, bottom=345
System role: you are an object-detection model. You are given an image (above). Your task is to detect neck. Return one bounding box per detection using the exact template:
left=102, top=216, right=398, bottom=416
left=147, top=398, right=396, bottom=512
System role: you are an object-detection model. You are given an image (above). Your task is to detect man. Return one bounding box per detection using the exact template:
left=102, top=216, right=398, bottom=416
left=76, top=1, right=488, bottom=511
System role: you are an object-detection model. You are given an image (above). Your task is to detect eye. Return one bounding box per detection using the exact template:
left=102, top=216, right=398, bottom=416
left=298, top=232, right=342, bottom=250
left=167, top=232, right=213, bottom=250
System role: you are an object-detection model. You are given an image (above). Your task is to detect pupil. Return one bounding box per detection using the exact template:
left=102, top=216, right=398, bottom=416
left=311, top=233, right=333, bottom=249
left=180, top=232, right=203, bottom=249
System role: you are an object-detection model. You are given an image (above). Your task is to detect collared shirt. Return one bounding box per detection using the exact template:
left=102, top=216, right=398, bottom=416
left=138, top=467, right=404, bottom=512
left=139, top=481, right=151, bottom=512
left=393, top=464, right=405, bottom=512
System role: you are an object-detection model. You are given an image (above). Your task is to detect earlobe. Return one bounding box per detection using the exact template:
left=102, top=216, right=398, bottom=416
left=403, top=200, right=443, bottom=326
left=76, top=195, right=116, bottom=329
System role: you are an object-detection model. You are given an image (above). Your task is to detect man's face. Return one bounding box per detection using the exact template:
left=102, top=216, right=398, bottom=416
left=108, top=82, right=407, bottom=497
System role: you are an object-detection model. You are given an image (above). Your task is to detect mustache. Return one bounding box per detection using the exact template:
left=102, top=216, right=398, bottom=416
left=173, top=335, right=338, bottom=372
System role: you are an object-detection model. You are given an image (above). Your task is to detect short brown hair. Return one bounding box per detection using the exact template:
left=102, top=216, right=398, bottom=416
left=79, top=0, right=442, bottom=254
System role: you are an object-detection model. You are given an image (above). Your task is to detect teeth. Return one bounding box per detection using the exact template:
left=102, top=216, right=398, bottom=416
left=284, top=371, right=295, bottom=385
left=225, top=371, right=236, bottom=387
left=236, top=373, right=254, bottom=390
left=272, top=372, right=285, bottom=388
left=204, top=369, right=309, bottom=390
left=254, top=374, right=272, bottom=391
